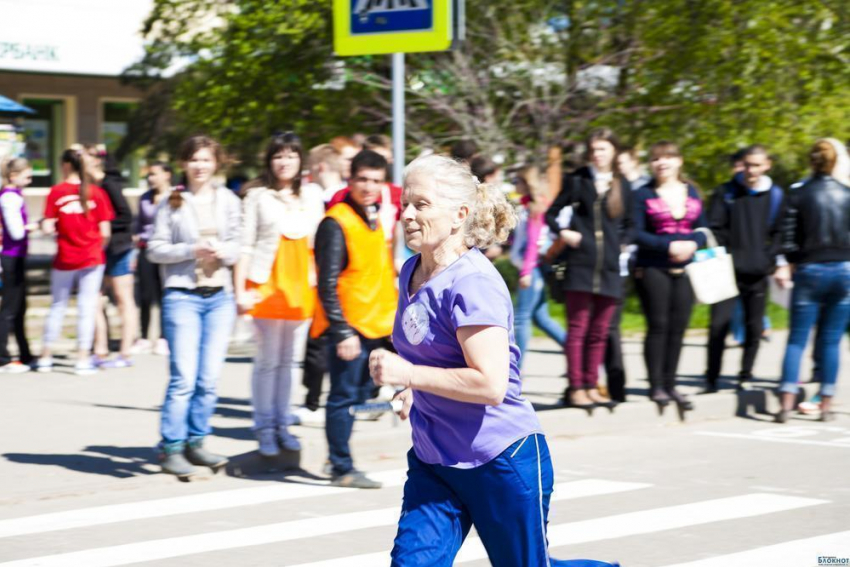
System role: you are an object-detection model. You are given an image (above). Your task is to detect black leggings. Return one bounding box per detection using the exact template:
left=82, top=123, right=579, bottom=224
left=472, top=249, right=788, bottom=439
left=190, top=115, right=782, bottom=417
left=605, top=300, right=626, bottom=402
left=707, top=274, right=768, bottom=384
left=635, top=267, right=694, bottom=393
left=0, top=255, right=31, bottom=365
left=136, top=247, right=163, bottom=340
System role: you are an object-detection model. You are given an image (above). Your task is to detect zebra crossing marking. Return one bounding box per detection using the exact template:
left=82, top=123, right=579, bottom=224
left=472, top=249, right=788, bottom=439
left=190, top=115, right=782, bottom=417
left=660, top=530, right=850, bottom=567
left=696, top=430, right=850, bottom=449
left=0, top=479, right=650, bottom=567
left=0, top=468, right=408, bottom=539
left=0, top=508, right=400, bottom=567
left=288, top=493, right=828, bottom=567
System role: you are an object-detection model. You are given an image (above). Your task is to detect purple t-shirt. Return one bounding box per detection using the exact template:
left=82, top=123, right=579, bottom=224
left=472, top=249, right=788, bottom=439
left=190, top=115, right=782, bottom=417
left=393, top=248, right=542, bottom=469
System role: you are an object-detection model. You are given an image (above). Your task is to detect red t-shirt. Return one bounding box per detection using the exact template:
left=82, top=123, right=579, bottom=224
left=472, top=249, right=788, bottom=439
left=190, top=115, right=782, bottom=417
left=44, top=182, right=115, bottom=270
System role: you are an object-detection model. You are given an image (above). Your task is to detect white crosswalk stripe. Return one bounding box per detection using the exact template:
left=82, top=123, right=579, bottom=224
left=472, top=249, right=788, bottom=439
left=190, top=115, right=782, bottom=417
left=0, top=469, right=409, bottom=539
left=661, top=530, right=850, bottom=567
left=0, top=479, right=650, bottom=567
left=287, top=493, right=827, bottom=567
left=0, top=474, right=836, bottom=567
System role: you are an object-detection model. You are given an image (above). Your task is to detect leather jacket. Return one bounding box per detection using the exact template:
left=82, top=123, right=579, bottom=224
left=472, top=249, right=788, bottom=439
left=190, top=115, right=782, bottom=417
left=313, top=195, right=378, bottom=343
left=781, top=175, right=850, bottom=264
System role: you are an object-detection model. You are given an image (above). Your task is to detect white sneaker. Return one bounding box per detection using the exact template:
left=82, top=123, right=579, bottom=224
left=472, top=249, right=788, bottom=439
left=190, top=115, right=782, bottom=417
left=130, top=339, right=152, bottom=355
left=257, top=429, right=280, bottom=457
left=153, top=338, right=170, bottom=356
left=292, top=405, right=325, bottom=425
left=34, top=358, right=53, bottom=373
left=74, top=360, right=99, bottom=376
left=0, top=362, right=32, bottom=374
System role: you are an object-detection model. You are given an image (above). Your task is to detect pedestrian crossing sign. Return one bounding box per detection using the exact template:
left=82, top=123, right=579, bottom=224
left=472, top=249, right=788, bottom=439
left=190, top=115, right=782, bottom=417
left=334, top=0, right=456, bottom=56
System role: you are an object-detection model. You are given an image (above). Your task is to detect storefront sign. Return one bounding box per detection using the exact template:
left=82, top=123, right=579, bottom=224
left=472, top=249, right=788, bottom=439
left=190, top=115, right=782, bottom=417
left=0, top=0, right=152, bottom=76
left=0, top=43, right=59, bottom=63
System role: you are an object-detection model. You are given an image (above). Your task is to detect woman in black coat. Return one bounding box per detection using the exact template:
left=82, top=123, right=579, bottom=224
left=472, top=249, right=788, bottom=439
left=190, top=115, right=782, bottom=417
left=545, top=129, right=633, bottom=408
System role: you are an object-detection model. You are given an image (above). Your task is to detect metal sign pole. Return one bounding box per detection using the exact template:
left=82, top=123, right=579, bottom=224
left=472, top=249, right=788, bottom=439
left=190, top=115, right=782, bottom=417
left=391, top=52, right=405, bottom=186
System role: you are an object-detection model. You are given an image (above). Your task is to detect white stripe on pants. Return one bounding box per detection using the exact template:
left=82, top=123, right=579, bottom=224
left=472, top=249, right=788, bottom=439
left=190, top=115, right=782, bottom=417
left=251, top=318, right=311, bottom=433
left=43, top=264, right=105, bottom=351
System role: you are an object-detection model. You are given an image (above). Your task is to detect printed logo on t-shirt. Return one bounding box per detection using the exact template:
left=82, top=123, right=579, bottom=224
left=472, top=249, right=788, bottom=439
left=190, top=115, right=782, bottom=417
left=402, top=302, right=430, bottom=346
left=56, top=194, right=97, bottom=215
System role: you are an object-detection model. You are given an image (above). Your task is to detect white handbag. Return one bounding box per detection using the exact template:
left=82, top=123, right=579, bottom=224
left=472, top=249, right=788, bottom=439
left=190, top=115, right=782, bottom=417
left=684, top=228, right=739, bottom=305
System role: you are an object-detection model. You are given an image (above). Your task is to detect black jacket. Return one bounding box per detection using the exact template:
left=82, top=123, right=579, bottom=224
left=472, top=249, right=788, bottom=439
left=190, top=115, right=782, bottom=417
left=708, top=175, right=785, bottom=276
left=545, top=167, right=633, bottom=299
left=101, top=169, right=134, bottom=255
left=314, top=195, right=379, bottom=344
left=781, top=174, right=850, bottom=265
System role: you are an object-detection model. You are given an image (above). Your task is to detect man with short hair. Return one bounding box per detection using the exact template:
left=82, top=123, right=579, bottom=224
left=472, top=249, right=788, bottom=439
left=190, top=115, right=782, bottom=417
left=705, top=145, right=785, bottom=393
left=327, top=135, right=404, bottom=269
left=312, top=150, right=398, bottom=488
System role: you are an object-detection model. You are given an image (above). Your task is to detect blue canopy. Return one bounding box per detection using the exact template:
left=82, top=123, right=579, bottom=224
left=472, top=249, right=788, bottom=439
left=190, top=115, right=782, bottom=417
left=0, top=95, right=35, bottom=116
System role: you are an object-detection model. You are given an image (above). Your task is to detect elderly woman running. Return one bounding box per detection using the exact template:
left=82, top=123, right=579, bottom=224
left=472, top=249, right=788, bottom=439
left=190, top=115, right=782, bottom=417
left=369, top=154, right=618, bottom=567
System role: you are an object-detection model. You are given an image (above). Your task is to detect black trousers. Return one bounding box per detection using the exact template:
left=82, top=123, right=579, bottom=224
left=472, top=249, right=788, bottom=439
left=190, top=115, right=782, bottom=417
left=0, top=255, right=31, bottom=365
left=605, top=300, right=627, bottom=402
left=303, top=335, right=327, bottom=411
left=136, top=247, right=163, bottom=339
left=635, top=267, right=694, bottom=393
left=706, top=274, right=768, bottom=385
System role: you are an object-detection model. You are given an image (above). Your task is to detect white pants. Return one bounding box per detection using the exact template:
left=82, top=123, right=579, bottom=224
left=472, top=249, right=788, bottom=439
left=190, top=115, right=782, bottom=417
left=43, top=265, right=105, bottom=351
left=251, top=318, right=310, bottom=432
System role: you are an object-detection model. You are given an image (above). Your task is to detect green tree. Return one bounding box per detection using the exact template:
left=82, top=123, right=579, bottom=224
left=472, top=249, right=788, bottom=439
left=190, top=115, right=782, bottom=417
left=125, top=0, right=850, bottom=186
left=124, top=0, right=375, bottom=162
left=608, top=0, right=850, bottom=189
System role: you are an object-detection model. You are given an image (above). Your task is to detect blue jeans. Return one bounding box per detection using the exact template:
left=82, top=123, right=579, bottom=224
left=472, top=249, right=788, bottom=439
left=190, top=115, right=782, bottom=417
left=325, top=335, right=390, bottom=476
left=514, top=268, right=566, bottom=365
left=160, top=289, right=236, bottom=447
left=780, top=262, right=850, bottom=398
left=392, top=435, right=617, bottom=567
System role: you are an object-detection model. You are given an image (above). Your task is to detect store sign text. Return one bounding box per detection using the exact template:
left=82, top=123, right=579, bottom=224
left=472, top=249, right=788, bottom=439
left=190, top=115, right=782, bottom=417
left=0, top=43, right=59, bottom=62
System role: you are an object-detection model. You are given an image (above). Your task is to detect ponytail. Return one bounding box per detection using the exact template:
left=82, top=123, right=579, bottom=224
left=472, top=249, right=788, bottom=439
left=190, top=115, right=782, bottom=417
left=466, top=182, right=517, bottom=249
left=60, top=148, right=90, bottom=215
left=78, top=154, right=90, bottom=214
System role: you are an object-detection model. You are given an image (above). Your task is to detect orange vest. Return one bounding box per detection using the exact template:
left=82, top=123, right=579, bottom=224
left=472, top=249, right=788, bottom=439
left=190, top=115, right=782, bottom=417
left=247, top=236, right=316, bottom=321
left=310, top=202, right=398, bottom=339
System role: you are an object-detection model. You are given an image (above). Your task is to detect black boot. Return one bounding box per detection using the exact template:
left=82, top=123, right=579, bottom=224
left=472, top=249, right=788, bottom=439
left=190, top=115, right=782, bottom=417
left=185, top=438, right=228, bottom=471
left=159, top=443, right=196, bottom=478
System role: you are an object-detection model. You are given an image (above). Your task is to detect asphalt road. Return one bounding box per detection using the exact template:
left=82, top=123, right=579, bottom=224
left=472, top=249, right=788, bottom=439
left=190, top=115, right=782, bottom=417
left=0, top=334, right=848, bottom=566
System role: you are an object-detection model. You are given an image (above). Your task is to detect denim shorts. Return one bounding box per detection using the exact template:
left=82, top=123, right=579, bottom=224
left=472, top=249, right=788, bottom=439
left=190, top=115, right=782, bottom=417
left=106, top=249, right=134, bottom=277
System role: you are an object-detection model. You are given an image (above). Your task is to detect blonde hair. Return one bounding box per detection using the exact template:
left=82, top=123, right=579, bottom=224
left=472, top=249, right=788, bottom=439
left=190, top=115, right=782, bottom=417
left=1, top=157, right=29, bottom=186
left=309, top=143, right=344, bottom=174
left=404, top=154, right=516, bottom=249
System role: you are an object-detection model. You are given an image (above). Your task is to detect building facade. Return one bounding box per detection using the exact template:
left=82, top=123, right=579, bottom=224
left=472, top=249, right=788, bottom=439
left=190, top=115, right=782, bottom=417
left=0, top=0, right=153, bottom=187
